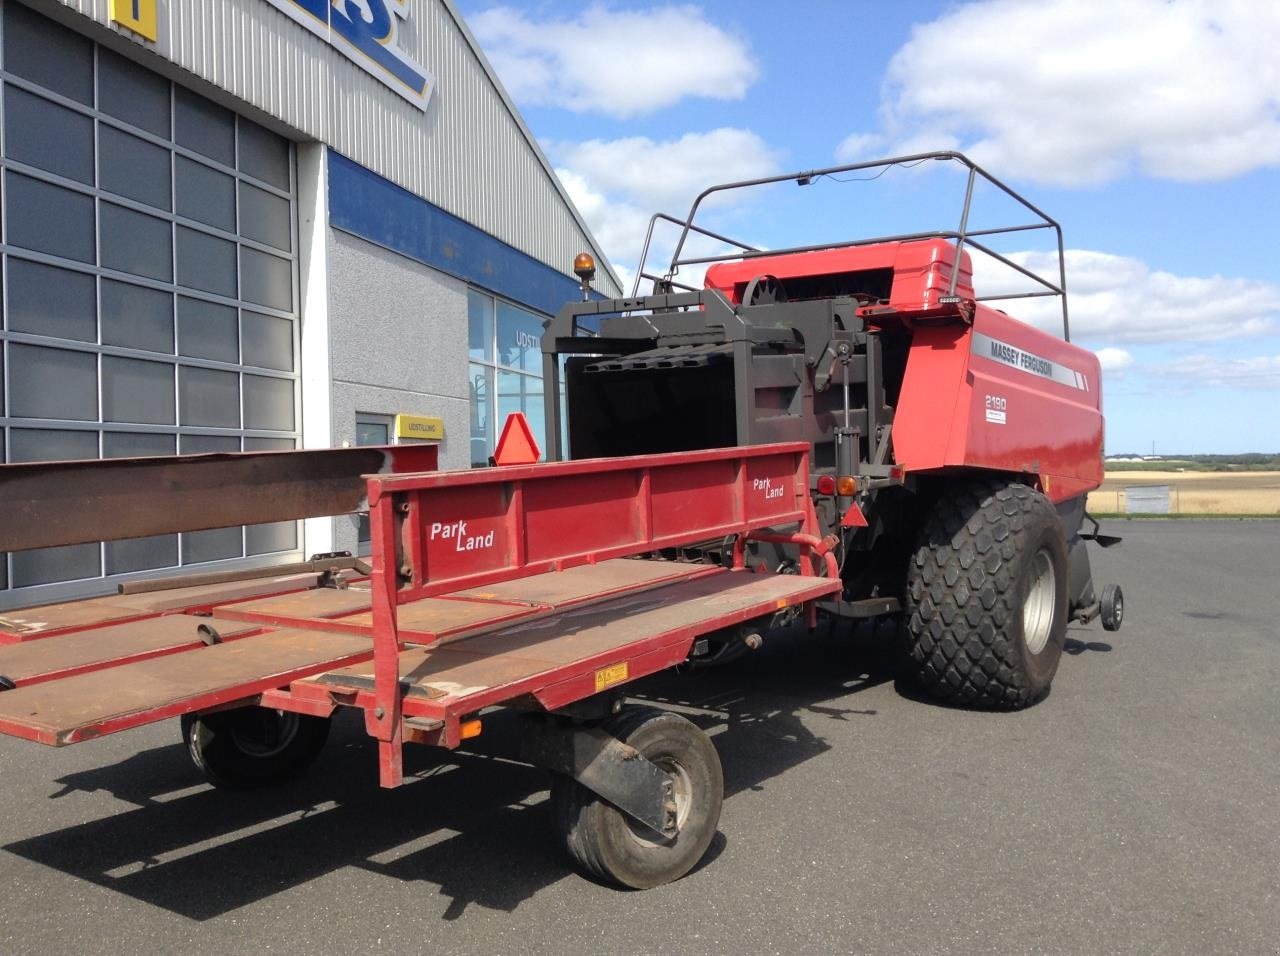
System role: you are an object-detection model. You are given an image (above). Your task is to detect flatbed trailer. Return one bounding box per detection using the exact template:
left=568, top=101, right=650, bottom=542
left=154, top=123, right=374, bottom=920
left=0, top=440, right=839, bottom=887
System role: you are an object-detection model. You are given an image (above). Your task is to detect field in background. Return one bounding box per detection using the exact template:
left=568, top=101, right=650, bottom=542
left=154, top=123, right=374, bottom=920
left=1086, top=471, right=1280, bottom=516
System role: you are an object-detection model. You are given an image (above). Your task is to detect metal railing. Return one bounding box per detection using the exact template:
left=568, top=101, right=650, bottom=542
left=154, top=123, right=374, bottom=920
left=631, top=151, right=1071, bottom=340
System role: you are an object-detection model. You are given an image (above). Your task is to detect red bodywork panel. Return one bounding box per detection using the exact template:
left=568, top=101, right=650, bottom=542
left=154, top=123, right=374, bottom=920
left=705, top=239, right=974, bottom=311
left=705, top=238, right=1103, bottom=502
left=894, top=306, right=1103, bottom=502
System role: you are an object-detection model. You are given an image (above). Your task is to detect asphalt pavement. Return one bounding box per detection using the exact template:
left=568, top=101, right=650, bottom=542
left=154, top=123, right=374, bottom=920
left=1, top=520, right=1277, bottom=954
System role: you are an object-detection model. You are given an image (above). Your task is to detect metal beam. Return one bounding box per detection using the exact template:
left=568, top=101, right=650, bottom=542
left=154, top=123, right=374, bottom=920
left=0, top=445, right=439, bottom=552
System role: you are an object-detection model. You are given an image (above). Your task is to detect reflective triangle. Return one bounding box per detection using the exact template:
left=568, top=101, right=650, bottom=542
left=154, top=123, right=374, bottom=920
left=493, top=412, right=541, bottom=466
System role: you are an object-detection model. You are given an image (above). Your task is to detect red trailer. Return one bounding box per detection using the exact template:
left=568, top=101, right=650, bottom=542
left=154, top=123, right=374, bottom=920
left=0, top=440, right=839, bottom=888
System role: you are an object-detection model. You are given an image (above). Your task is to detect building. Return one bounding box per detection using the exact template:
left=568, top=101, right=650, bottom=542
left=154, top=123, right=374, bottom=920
left=0, top=0, right=621, bottom=607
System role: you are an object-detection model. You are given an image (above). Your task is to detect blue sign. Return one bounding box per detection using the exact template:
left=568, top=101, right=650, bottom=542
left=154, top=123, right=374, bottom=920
left=266, top=0, right=433, bottom=110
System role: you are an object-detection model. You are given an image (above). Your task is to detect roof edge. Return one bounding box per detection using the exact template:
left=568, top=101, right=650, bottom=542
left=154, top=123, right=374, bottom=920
left=440, top=0, right=623, bottom=296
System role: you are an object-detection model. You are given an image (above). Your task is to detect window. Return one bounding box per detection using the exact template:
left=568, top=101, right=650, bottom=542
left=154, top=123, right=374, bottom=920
left=0, top=2, right=301, bottom=598
left=467, top=289, right=555, bottom=466
left=355, top=415, right=392, bottom=549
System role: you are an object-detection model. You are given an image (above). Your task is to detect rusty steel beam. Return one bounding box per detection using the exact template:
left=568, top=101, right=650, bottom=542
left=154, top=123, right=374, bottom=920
left=0, top=445, right=439, bottom=552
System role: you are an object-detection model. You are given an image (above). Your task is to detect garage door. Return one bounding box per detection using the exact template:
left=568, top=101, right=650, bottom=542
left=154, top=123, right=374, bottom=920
left=0, top=2, right=301, bottom=602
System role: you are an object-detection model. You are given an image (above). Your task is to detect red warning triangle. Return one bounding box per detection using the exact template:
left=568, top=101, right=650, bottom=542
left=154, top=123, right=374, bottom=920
left=493, top=412, right=542, bottom=466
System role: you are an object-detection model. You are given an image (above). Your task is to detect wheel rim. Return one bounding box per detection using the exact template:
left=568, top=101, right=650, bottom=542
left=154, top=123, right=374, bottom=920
left=1023, top=548, right=1057, bottom=655
left=229, top=710, right=300, bottom=759
left=626, top=757, right=692, bottom=847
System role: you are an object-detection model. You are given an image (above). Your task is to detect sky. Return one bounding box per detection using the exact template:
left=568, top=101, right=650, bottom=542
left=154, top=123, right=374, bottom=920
left=455, top=0, right=1280, bottom=455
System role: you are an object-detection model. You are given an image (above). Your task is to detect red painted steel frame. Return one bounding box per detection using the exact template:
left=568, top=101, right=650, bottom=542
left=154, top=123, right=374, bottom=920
left=364, top=443, right=818, bottom=786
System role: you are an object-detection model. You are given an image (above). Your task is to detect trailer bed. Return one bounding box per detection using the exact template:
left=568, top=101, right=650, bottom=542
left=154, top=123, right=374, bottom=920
left=0, top=559, right=838, bottom=748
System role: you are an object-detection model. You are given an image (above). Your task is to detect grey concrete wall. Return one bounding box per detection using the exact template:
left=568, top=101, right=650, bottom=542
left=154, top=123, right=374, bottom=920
left=326, top=228, right=471, bottom=553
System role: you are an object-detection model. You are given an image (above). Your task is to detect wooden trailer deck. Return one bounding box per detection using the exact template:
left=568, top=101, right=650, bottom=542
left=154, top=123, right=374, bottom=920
left=0, top=559, right=838, bottom=748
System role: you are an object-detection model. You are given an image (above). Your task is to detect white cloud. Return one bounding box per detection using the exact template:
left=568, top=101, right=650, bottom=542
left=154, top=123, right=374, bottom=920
left=553, top=128, right=781, bottom=214
left=469, top=5, right=759, bottom=118
left=844, top=0, right=1280, bottom=185
left=552, top=129, right=781, bottom=291
left=971, top=249, right=1279, bottom=344
left=1149, top=354, right=1280, bottom=389
left=1096, top=347, right=1133, bottom=372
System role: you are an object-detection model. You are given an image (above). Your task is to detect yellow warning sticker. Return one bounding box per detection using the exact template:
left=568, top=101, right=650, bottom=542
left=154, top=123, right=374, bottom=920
left=594, top=662, right=629, bottom=692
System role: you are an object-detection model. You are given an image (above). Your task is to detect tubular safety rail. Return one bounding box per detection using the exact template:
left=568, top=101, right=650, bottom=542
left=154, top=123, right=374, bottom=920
left=632, top=150, right=1071, bottom=340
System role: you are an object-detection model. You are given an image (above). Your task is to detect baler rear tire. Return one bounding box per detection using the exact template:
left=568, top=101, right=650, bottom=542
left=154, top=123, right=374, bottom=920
left=903, top=480, right=1068, bottom=710
left=182, top=707, right=330, bottom=788
left=550, top=706, right=723, bottom=889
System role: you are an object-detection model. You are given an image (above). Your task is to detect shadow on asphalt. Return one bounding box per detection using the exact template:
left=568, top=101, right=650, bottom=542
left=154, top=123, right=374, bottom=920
left=4, top=623, right=893, bottom=921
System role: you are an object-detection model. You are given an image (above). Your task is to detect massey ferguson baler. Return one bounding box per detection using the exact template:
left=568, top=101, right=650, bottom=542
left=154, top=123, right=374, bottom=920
left=542, top=151, right=1123, bottom=709
left=0, top=151, right=1119, bottom=891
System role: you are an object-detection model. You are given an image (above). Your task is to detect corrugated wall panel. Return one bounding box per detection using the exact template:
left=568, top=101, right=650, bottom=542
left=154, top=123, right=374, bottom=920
left=46, top=0, right=620, bottom=296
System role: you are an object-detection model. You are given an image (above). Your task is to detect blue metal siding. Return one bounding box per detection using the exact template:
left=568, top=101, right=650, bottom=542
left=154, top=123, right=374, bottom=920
left=328, top=151, right=592, bottom=316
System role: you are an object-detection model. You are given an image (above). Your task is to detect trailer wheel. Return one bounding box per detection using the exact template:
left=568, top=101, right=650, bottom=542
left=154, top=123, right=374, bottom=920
left=904, top=480, right=1068, bottom=710
left=551, top=706, right=723, bottom=889
left=181, top=707, right=330, bottom=788
left=1100, top=583, right=1124, bottom=631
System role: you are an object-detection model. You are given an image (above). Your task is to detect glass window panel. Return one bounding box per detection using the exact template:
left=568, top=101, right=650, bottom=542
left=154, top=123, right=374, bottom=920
left=243, top=374, right=294, bottom=431
left=240, top=246, right=292, bottom=312
left=9, top=428, right=97, bottom=462
left=13, top=544, right=100, bottom=587
left=6, top=172, right=94, bottom=263
left=238, top=119, right=290, bottom=190
left=497, top=370, right=545, bottom=452
left=246, top=521, right=297, bottom=556
left=103, top=431, right=175, bottom=458
left=0, top=553, right=6, bottom=590
left=106, top=534, right=179, bottom=575
left=100, top=126, right=171, bottom=211
left=179, top=366, right=239, bottom=428
left=8, top=259, right=96, bottom=342
left=243, top=436, right=296, bottom=451
left=469, top=363, right=494, bottom=467
left=177, top=296, right=239, bottom=362
left=182, top=528, right=242, bottom=564
left=175, top=156, right=235, bottom=231
left=180, top=433, right=240, bottom=454
left=101, top=280, right=173, bottom=353
left=100, top=203, right=173, bottom=281
left=241, top=311, right=293, bottom=371
left=98, top=48, right=170, bottom=137
left=4, top=85, right=93, bottom=184
left=174, top=86, right=234, bottom=166
left=176, top=226, right=236, bottom=297
left=355, top=422, right=389, bottom=446
left=103, top=356, right=175, bottom=425
left=238, top=182, right=291, bottom=252
left=9, top=345, right=97, bottom=421
left=496, top=302, right=545, bottom=373
left=4, top=2, right=92, bottom=105
left=467, top=290, right=494, bottom=363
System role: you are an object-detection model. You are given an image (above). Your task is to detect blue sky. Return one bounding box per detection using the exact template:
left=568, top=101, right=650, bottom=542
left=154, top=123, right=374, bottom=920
left=456, top=0, right=1280, bottom=454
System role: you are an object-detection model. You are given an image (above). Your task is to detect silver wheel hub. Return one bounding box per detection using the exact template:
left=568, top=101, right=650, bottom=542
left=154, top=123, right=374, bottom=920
left=628, top=758, right=692, bottom=847
left=1023, top=549, right=1057, bottom=655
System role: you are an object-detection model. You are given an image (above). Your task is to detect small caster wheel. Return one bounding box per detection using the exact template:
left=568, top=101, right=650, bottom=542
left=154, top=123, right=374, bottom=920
left=1100, top=583, right=1124, bottom=632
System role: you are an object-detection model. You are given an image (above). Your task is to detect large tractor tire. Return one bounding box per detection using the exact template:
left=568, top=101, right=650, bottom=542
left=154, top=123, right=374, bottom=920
left=903, top=479, right=1068, bottom=710
left=551, top=706, right=723, bottom=889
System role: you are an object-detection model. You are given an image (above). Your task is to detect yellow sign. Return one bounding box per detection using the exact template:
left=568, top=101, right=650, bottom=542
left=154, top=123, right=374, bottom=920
left=594, top=662, right=629, bottom=692
left=394, top=414, right=444, bottom=441
left=110, top=0, right=158, bottom=41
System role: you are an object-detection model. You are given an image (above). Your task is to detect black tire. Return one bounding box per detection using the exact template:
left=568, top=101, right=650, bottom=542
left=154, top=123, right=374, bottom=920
left=181, top=707, right=330, bottom=788
left=1100, top=583, right=1124, bottom=631
left=903, top=479, right=1069, bottom=710
left=550, top=706, right=723, bottom=889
